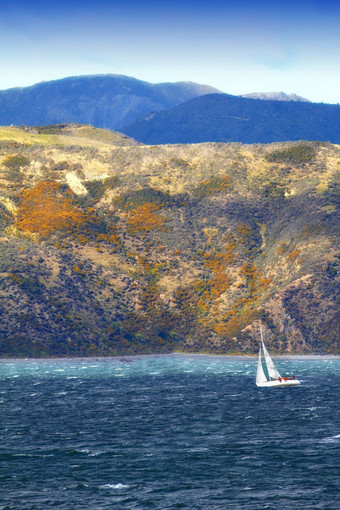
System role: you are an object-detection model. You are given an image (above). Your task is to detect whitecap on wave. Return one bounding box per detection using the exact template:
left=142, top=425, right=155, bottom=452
left=320, top=434, right=340, bottom=443
left=99, top=483, right=130, bottom=490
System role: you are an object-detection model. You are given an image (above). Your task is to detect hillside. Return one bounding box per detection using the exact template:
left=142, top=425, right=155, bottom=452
left=0, top=124, right=339, bottom=357
left=0, top=75, right=221, bottom=130
left=122, top=93, right=340, bottom=144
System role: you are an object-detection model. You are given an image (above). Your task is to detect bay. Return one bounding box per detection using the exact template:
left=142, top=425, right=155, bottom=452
left=0, top=354, right=339, bottom=509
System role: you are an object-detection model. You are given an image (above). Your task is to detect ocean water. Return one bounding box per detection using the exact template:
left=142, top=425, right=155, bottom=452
left=0, top=354, right=339, bottom=509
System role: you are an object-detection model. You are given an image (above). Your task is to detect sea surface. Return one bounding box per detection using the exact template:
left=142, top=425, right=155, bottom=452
left=0, top=354, right=339, bottom=509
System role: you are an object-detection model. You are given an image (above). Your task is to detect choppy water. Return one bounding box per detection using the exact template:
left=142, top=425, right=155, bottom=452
left=1, top=354, right=339, bottom=509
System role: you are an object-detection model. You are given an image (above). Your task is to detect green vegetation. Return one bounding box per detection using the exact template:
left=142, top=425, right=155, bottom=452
left=194, top=174, right=231, bottom=198
left=0, top=125, right=339, bottom=357
left=33, top=124, right=74, bottom=134
left=2, top=154, right=30, bottom=169
left=265, top=143, right=319, bottom=164
left=84, top=177, right=120, bottom=203
left=114, top=187, right=171, bottom=210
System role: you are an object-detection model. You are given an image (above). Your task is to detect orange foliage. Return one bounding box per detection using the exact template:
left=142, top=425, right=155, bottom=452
left=194, top=243, right=236, bottom=311
left=196, top=174, right=231, bottom=198
left=136, top=255, right=153, bottom=272
left=236, top=223, right=253, bottom=239
left=210, top=272, right=231, bottom=298
left=96, top=231, right=121, bottom=246
left=203, top=250, right=234, bottom=272
left=287, top=249, right=301, bottom=261
left=277, top=242, right=288, bottom=256
left=16, top=180, right=122, bottom=248
left=126, top=203, right=167, bottom=234
left=8, top=272, right=24, bottom=285
left=239, top=262, right=271, bottom=294
left=211, top=307, right=262, bottom=339
left=194, top=271, right=231, bottom=303
left=17, top=181, right=86, bottom=238
left=138, top=283, right=160, bottom=311
left=235, top=224, right=259, bottom=256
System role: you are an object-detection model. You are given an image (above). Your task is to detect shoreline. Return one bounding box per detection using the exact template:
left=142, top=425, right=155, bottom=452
left=1, top=352, right=340, bottom=363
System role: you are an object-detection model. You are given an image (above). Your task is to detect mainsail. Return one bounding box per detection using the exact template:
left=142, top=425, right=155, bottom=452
left=256, top=326, right=300, bottom=387
left=256, top=346, right=268, bottom=385
left=260, top=327, right=281, bottom=380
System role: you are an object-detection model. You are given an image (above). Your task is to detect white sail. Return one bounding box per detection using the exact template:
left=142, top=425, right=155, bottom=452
left=260, top=326, right=282, bottom=380
left=256, top=326, right=301, bottom=387
left=256, top=346, right=268, bottom=385
left=261, top=335, right=282, bottom=380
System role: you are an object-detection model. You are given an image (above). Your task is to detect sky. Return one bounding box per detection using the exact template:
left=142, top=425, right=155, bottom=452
left=0, top=0, right=339, bottom=103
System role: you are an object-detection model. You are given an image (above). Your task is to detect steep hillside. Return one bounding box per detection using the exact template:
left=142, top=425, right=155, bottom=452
left=0, top=124, right=339, bottom=357
left=0, top=75, right=221, bottom=130
left=122, top=93, right=340, bottom=144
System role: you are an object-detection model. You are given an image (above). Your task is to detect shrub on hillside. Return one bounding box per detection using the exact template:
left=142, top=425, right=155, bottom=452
left=2, top=155, right=30, bottom=170
left=85, top=176, right=120, bottom=203
left=265, top=143, right=317, bottom=165
left=16, top=181, right=86, bottom=237
left=114, top=187, right=171, bottom=210
left=126, top=203, right=168, bottom=234
left=194, top=174, right=231, bottom=198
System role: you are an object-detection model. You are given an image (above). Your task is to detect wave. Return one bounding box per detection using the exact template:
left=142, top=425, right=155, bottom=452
left=99, top=483, right=130, bottom=490
left=320, top=434, right=340, bottom=443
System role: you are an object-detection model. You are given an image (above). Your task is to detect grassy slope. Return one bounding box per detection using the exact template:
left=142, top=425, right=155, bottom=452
left=0, top=124, right=339, bottom=357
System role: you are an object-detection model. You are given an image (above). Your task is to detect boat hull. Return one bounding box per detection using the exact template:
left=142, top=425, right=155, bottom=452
left=256, top=379, right=301, bottom=388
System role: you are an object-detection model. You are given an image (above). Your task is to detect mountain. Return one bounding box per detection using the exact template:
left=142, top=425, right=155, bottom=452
left=242, top=92, right=310, bottom=102
left=0, top=74, right=221, bottom=130
left=0, top=124, right=339, bottom=357
left=1, top=75, right=337, bottom=146
left=121, top=93, right=340, bottom=145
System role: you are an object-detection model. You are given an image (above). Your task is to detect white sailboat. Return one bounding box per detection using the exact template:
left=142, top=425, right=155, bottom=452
left=256, top=327, right=301, bottom=387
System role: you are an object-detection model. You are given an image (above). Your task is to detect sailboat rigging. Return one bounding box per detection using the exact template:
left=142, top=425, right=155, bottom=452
left=256, top=327, right=301, bottom=387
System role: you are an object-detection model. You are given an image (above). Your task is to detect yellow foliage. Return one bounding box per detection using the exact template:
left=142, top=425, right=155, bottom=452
left=210, top=272, right=231, bottom=297
left=277, top=242, right=288, bottom=255
left=127, top=203, right=167, bottom=234
left=17, top=181, right=86, bottom=238
left=287, top=249, right=301, bottom=261
left=239, top=262, right=271, bottom=294
left=203, top=250, right=235, bottom=272
left=236, top=223, right=253, bottom=239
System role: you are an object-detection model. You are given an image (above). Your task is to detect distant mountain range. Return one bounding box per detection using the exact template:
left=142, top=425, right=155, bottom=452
left=0, top=75, right=339, bottom=144
left=122, top=93, right=340, bottom=145
left=0, top=74, right=221, bottom=130
left=241, top=92, right=310, bottom=102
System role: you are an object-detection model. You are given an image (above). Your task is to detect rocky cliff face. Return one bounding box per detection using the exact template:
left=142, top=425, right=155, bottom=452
left=0, top=124, right=338, bottom=357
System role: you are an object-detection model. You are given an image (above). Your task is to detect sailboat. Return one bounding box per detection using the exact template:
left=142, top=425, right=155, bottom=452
left=256, top=327, right=301, bottom=387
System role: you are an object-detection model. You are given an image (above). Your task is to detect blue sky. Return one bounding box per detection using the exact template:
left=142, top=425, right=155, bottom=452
left=0, top=0, right=339, bottom=103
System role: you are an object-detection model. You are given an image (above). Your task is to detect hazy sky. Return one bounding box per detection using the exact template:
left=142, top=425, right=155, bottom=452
left=1, top=0, right=339, bottom=103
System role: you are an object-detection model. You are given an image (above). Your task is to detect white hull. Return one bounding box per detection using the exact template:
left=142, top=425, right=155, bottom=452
left=256, top=379, right=301, bottom=388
